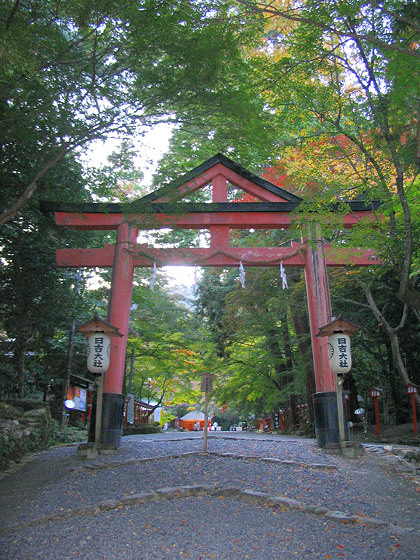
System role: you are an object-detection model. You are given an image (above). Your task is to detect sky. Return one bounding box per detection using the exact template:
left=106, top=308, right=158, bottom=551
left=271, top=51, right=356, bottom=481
left=87, top=124, right=198, bottom=287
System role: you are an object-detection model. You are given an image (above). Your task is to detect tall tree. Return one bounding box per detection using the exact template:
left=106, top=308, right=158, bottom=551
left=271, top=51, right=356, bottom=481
left=241, top=0, right=419, bottom=308
left=0, top=151, right=98, bottom=402
left=195, top=263, right=313, bottom=422
left=155, top=0, right=419, bottom=405
left=0, top=0, right=257, bottom=224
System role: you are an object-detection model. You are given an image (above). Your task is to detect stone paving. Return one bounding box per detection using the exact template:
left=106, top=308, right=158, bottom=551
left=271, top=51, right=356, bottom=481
left=0, top=432, right=419, bottom=559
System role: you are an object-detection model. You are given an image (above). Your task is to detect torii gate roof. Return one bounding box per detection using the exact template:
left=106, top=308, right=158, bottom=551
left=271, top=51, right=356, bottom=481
left=139, top=153, right=302, bottom=204
left=42, top=153, right=381, bottom=268
left=41, top=153, right=378, bottom=229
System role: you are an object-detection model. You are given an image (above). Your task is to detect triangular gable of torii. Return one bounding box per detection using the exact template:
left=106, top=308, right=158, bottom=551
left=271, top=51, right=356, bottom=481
left=139, top=153, right=302, bottom=205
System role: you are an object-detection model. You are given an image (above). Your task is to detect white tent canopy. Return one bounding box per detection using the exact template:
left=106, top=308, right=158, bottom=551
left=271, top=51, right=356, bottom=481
left=180, top=410, right=205, bottom=421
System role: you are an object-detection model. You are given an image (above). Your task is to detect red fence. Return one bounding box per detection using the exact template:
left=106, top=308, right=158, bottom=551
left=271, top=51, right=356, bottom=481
left=124, top=396, right=154, bottom=426
left=259, top=403, right=311, bottom=433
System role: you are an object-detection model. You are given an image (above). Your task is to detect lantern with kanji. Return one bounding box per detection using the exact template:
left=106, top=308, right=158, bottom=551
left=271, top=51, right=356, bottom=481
left=316, top=317, right=359, bottom=445
left=86, top=333, right=111, bottom=374
left=78, top=315, right=122, bottom=374
left=328, top=333, right=352, bottom=374
left=317, top=317, right=359, bottom=375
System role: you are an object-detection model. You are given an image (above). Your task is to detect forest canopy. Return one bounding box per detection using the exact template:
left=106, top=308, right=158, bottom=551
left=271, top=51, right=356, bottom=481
left=0, top=0, right=418, bottom=430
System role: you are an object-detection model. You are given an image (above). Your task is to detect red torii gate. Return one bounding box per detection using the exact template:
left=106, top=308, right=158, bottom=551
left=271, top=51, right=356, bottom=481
left=43, top=154, right=379, bottom=447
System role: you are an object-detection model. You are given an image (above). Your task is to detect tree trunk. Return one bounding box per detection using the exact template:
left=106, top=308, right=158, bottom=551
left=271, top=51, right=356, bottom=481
left=363, top=284, right=420, bottom=407
left=290, top=295, right=315, bottom=421
left=384, top=341, right=406, bottom=424
left=280, top=317, right=299, bottom=427
left=0, top=148, right=67, bottom=226
left=14, top=333, right=27, bottom=399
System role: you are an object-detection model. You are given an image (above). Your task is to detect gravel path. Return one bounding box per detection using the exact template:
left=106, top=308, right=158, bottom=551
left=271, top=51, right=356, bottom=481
left=0, top=432, right=418, bottom=559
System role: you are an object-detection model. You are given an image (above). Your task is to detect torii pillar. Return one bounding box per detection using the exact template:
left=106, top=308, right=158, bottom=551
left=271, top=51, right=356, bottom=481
left=304, top=225, right=338, bottom=447
left=101, top=222, right=137, bottom=447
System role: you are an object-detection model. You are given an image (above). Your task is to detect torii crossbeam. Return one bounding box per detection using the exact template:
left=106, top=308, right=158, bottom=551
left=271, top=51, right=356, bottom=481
left=43, top=154, right=380, bottom=447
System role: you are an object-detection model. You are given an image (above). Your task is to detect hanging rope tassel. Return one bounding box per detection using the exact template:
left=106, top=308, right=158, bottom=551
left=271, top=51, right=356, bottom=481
left=280, top=261, right=288, bottom=290
left=149, top=262, right=157, bottom=290
left=193, top=267, right=199, bottom=294
left=239, top=261, right=245, bottom=289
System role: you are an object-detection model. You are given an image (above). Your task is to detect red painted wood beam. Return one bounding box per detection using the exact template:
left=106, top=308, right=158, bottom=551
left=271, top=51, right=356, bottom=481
left=208, top=166, right=291, bottom=202
left=56, top=244, right=380, bottom=269
left=304, top=228, right=335, bottom=393
left=210, top=226, right=230, bottom=249
left=210, top=175, right=230, bottom=248
left=56, top=246, right=306, bottom=268
left=154, top=164, right=290, bottom=203
left=212, top=174, right=228, bottom=202
left=53, top=210, right=295, bottom=230
left=53, top=210, right=372, bottom=231
left=105, top=223, right=137, bottom=395
left=56, top=245, right=116, bottom=267
left=155, top=163, right=221, bottom=201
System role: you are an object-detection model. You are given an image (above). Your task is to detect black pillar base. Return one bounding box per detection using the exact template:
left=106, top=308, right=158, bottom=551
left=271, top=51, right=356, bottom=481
left=313, top=391, right=349, bottom=448
left=101, top=393, right=125, bottom=448
left=87, top=391, right=125, bottom=448
left=87, top=390, right=97, bottom=443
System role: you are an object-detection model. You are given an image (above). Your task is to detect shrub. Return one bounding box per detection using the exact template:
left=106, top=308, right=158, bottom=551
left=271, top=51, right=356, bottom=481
left=123, top=424, right=161, bottom=435
left=0, top=400, right=86, bottom=471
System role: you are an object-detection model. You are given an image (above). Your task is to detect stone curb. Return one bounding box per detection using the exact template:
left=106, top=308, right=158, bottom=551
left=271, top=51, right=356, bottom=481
left=73, top=451, right=203, bottom=471
left=364, top=444, right=420, bottom=486
left=130, top=435, right=296, bottom=443
left=207, top=451, right=336, bottom=470
left=3, top=484, right=418, bottom=536
left=74, top=450, right=336, bottom=473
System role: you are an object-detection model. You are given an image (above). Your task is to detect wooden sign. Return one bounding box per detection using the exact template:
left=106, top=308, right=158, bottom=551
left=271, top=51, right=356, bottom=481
left=201, top=373, right=214, bottom=393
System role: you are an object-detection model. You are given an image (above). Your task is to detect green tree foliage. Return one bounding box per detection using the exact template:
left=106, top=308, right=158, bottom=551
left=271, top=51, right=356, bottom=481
left=158, top=1, right=418, bottom=307
left=0, top=151, right=98, bottom=403
left=155, top=0, right=419, bottom=409
left=2, top=0, right=418, bottom=425
left=195, top=268, right=239, bottom=358
left=1, top=0, right=264, bottom=410
left=247, top=0, right=419, bottom=308
left=0, top=0, right=258, bottom=224
left=124, top=277, right=205, bottom=410
left=195, top=263, right=314, bottom=423
left=329, top=267, right=420, bottom=423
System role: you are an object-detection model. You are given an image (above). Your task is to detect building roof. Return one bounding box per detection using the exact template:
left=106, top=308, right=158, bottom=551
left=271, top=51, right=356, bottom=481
left=180, top=410, right=205, bottom=421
